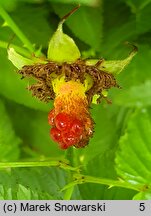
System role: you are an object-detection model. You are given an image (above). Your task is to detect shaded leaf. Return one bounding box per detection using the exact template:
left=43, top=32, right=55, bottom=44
left=0, top=167, right=67, bottom=200
left=136, top=3, right=151, bottom=34
left=110, top=45, right=151, bottom=107
left=11, top=3, right=53, bottom=48
left=49, top=0, right=100, bottom=7
left=115, top=108, right=151, bottom=197
left=75, top=104, right=118, bottom=165
left=122, top=0, right=151, bottom=11
left=52, top=4, right=103, bottom=51
left=113, top=80, right=151, bottom=107
left=0, top=99, right=21, bottom=161
left=0, top=50, right=50, bottom=111
left=0, top=0, right=17, bottom=11
left=5, top=99, right=62, bottom=157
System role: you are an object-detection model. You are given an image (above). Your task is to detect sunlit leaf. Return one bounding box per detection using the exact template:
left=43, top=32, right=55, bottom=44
left=133, top=190, right=151, bottom=200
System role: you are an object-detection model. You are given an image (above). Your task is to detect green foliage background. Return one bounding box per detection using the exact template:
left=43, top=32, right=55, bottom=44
left=0, top=0, right=151, bottom=200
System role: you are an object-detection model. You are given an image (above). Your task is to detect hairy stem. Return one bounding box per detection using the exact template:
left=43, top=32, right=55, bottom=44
left=0, top=5, right=34, bottom=53
left=0, top=160, right=79, bottom=172
left=61, top=174, right=141, bottom=192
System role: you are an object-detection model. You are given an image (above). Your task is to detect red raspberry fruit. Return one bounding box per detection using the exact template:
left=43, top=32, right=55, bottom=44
left=55, top=113, right=72, bottom=131
left=62, top=131, right=78, bottom=146
left=58, top=142, right=68, bottom=150
left=70, top=119, right=83, bottom=136
left=48, top=109, right=55, bottom=126
left=50, top=127, right=62, bottom=143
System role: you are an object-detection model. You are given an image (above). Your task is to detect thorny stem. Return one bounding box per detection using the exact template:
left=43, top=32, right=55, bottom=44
left=61, top=174, right=141, bottom=193
left=0, top=160, right=79, bottom=172
left=0, top=159, right=142, bottom=194
left=0, top=5, right=34, bottom=53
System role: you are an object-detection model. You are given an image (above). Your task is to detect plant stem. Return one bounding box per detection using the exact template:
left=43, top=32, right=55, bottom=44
left=84, top=175, right=140, bottom=191
left=0, top=5, right=34, bottom=53
left=0, top=159, right=141, bottom=193
left=0, top=160, right=78, bottom=172
left=63, top=186, right=75, bottom=200
left=63, top=148, right=75, bottom=200
left=64, top=147, right=74, bottom=166
left=61, top=174, right=141, bottom=192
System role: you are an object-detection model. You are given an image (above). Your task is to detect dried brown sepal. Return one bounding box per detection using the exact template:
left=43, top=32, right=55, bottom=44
left=18, top=59, right=119, bottom=104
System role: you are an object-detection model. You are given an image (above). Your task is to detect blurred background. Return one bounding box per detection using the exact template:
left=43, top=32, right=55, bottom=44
left=0, top=0, right=151, bottom=199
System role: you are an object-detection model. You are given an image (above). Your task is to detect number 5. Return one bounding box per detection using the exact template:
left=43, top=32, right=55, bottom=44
left=139, top=203, right=145, bottom=211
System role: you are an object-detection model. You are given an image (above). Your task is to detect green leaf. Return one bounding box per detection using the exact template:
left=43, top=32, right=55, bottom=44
left=5, top=99, right=62, bottom=157
left=111, top=45, right=151, bottom=107
left=49, top=0, right=100, bottom=7
left=122, top=0, right=151, bottom=11
left=136, top=3, right=151, bottom=34
left=17, top=184, right=32, bottom=200
left=75, top=104, right=118, bottom=165
left=10, top=2, right=53, bottom=49
left=0, top=167, right=67, bottom=200
left=0, top=99, right=21, bottom=161
left=0, top=0, right=17, bottom=12
left=133, top=190, right=151, bottom=200
left=13, top=167, right=66, bottom=199
left=122, top=1, right=151, bottom=34
left=79, top=183, right=136, bottom=200
left=0, top=50, right=50, bottom=111
left=52, top=4, right=103, bottom=51
left=115, top=108, right=151, bottom=198
left=102, top=1, right=151, bottom=57
left=77, top=105, right=137, bottom=200
left=100, top=0, right=136, bottom=56
left=113, top=80, right=151, bottom=107
left=47, top=22, right=80, bottom=62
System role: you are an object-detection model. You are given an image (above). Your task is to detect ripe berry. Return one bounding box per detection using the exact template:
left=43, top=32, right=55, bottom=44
left=50, top=127, right=62, bottom=143
left=55, top=112, right=72, bottom=131
left=58, top=142, right=68, bottom=150
left=62, top=131, right=78, bottom=146
left=48, top=109, right=55, bottom=126
left=70, top=119, right=83, bottom=136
